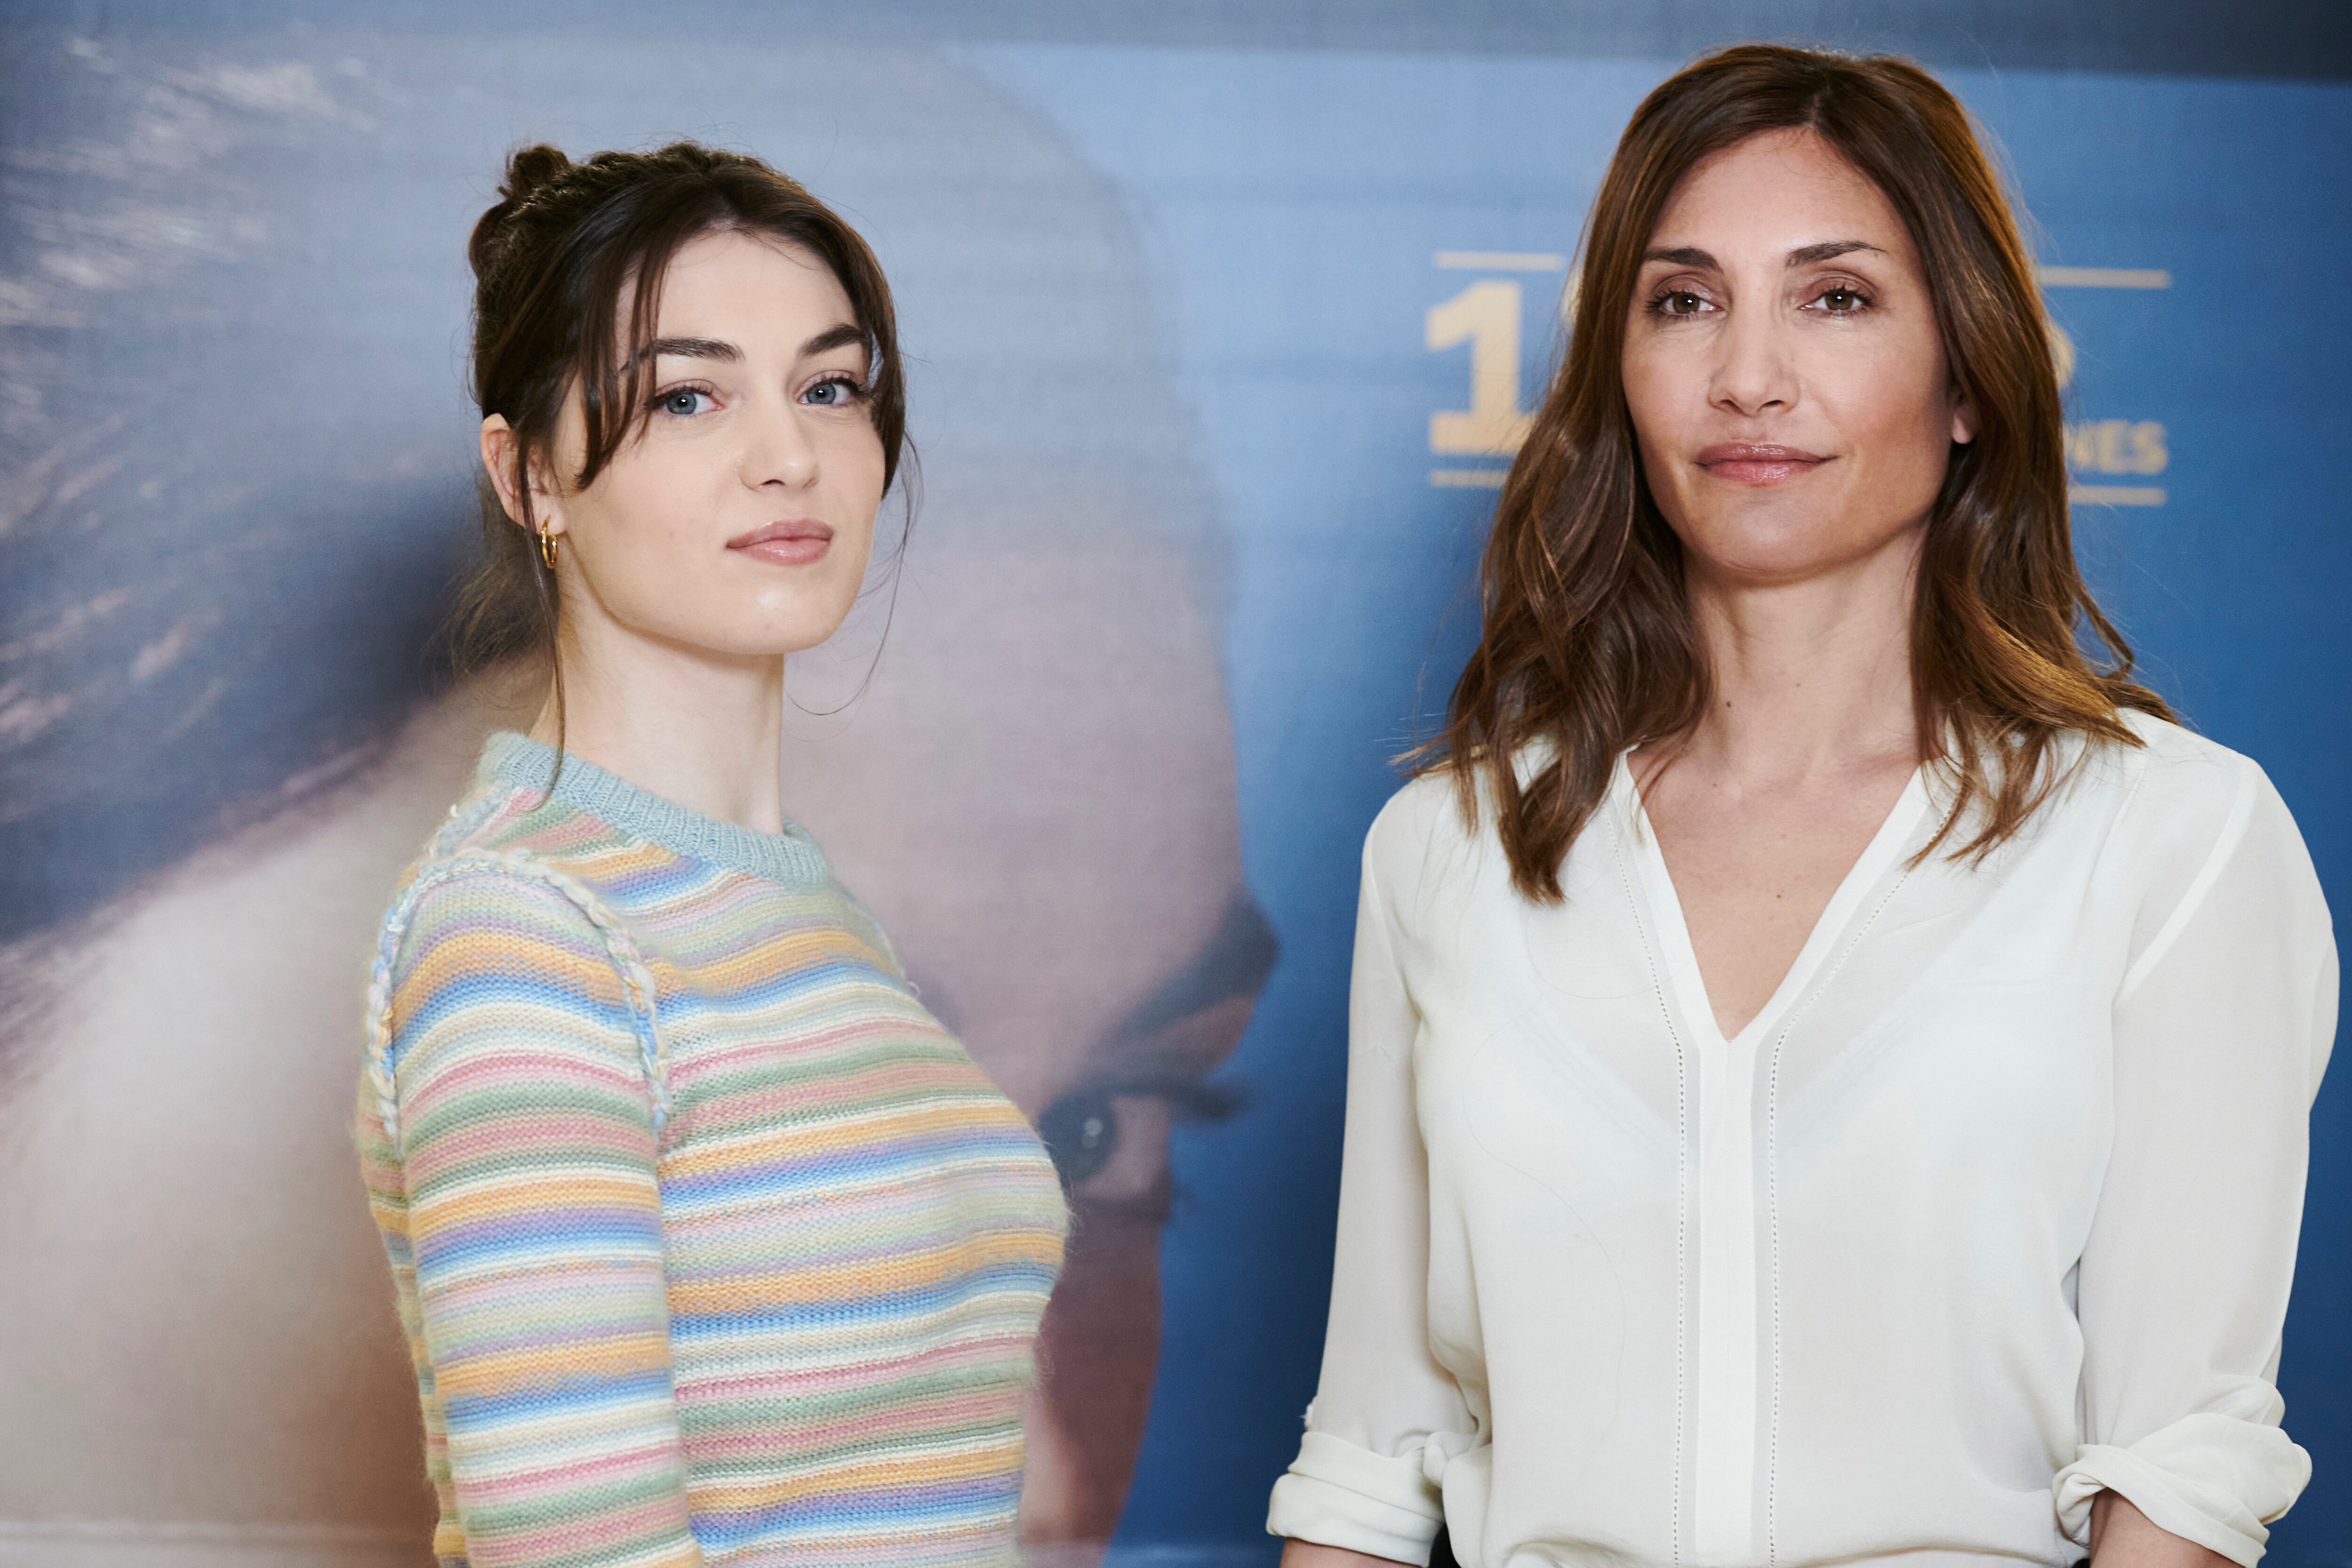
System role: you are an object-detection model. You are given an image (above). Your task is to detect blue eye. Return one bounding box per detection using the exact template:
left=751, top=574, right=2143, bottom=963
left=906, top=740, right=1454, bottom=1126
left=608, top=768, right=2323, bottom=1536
left=654, top=387, right=712, bottom=417
left=803, top=375, right=861, bottom=407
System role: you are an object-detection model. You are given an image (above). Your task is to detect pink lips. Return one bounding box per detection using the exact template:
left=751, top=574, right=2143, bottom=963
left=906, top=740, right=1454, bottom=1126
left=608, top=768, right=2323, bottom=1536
left=1695, top=442, right=1831, bottom=486
left=727, top=518, right=833, bottom=566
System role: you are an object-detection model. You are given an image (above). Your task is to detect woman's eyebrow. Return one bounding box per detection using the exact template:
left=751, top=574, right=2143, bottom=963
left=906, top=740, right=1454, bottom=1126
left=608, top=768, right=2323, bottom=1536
left=801, top=322, right=864, bottom=358
left=1639, top=240, right=1885, bottom=271
left=635, top=327, right=863, bottom=369
left=642, top=335, right=741, bottom=363
left=1643, top=245, right=1717, bottom=269
left=1786, top=239, right=1884, bottom=266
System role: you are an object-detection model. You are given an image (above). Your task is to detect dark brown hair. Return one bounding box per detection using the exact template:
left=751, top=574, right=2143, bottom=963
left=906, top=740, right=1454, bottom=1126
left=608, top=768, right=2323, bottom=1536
left=449, top=140, right=907, bottom=714
left=1425, top=43, right=2169, bottom=901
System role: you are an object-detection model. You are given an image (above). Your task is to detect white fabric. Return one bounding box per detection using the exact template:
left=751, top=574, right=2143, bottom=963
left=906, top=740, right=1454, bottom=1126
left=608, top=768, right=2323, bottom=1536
left=1266, top=716, right=2334, bottom=1568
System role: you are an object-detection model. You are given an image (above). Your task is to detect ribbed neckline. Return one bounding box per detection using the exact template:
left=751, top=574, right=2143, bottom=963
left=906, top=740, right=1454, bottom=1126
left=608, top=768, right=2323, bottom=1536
left=478, top=731, right=832, bottom=889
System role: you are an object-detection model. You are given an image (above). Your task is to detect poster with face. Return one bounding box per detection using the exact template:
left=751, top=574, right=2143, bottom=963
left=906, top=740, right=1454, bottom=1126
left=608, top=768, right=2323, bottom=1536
left=0, top=24, right=1269, bottom=1562
left=3, top=6, right=2347, bottom=1568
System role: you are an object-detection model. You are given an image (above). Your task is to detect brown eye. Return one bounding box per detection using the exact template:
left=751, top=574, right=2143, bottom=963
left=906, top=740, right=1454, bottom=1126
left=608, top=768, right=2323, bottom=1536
left=1820, top=287, right=1865, bottom=313
left=1662, top=290, right=1705, bottom=316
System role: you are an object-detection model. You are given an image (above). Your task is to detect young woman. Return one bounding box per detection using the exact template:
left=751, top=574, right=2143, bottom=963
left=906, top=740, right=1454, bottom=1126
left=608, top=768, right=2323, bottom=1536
left=1271, top=46, right=2333, bottom=1568
left=356, top=143, right=1067, bottom=1567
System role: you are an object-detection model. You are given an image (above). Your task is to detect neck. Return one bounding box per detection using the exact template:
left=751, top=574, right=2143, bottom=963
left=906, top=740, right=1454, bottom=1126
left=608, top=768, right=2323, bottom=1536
left=531, top=617, right=787, bottom=836
left=1670, top=533, right=1923, bottom=788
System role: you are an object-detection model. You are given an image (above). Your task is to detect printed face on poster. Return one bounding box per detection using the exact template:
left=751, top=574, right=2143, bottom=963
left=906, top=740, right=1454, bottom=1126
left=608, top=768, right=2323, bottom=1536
left=0, top=33, right=1268, bottom=1551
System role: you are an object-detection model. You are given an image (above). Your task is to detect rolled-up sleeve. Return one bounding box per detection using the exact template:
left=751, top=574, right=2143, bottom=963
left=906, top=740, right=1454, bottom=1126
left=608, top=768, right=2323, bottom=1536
left=1268, top=823, right=1472, bottom=1565
left=2054, top=760, right=2337, bottom=1564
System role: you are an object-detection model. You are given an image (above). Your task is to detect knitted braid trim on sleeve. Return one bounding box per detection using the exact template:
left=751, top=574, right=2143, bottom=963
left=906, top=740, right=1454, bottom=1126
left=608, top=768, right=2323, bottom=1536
left=365, top=845, right=673, bottom=1148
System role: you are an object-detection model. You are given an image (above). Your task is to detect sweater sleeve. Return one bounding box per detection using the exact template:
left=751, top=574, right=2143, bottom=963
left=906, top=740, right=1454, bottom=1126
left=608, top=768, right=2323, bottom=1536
left=2052, top=757, right=2338, bottom=1564
left=382, top=865, right=702, bottom=1568
left=1266, top=811, right=1472, bottom=1566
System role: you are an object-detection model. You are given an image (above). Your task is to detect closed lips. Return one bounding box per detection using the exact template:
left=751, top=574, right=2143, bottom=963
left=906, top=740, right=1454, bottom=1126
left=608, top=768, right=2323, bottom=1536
left=1695, top=444, right=1830, bottom=484
left=1696, top=443, right=1828, bottom=466
left=728, top=520, right=833, bottom=563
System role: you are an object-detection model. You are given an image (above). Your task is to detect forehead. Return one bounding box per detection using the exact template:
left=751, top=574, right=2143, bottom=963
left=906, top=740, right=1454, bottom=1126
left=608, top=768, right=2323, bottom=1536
left=1650, top=127, right=1908, bottom=253
left=649, top=228, right=853, bottom=337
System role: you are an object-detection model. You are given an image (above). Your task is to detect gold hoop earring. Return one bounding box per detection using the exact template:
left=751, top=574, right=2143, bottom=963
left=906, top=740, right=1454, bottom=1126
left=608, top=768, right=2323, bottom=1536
left=536, top=525, right=559, bottom=572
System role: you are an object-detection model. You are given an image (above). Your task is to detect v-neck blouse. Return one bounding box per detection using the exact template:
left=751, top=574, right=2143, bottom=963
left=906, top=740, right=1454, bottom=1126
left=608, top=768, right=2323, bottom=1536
left=1624, top=759, right=1932, bottom=1057
left=1267, top=715, right=2335, bottom=1568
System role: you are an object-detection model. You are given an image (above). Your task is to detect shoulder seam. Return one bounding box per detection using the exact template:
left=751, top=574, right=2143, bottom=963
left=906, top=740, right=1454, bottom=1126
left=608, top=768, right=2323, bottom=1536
left=2088, top=726, right=2163, bottom=880
left=429, top=782, right=521, bottom=858
left=2114, top=753, right=2262, bottom=1006
left=364, top=846, right=673, bottom=1151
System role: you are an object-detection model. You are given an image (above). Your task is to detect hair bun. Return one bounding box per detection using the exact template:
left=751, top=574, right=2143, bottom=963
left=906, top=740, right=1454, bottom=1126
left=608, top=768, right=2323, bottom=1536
left=469, top=143, right=575, bottom=279
left=499, top=143, right=574, bottom=204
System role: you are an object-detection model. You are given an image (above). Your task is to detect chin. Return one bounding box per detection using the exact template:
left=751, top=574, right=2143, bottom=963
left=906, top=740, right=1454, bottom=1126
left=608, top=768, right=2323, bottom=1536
left=639, top=613, right=854, bottom=661
left=1677, top=526, right=1842, bottom=583
left=1676, top=513, right=1915, bottom=589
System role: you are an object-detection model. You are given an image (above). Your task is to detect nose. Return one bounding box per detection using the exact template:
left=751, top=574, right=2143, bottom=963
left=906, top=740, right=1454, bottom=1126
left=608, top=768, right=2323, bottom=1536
left=741, top=390, right=818, bottom=490
left=1709, top=296, right=1798, bottom=419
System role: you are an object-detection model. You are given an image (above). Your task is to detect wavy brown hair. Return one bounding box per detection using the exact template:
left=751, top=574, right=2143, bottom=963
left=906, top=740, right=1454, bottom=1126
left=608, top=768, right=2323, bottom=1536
left=1424, top=43, right=2169, bottom=902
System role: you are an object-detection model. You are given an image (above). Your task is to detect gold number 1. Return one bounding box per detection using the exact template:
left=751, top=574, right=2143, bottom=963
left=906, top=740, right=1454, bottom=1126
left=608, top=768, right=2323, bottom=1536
left=1427, top=279, right=1533, bottom=456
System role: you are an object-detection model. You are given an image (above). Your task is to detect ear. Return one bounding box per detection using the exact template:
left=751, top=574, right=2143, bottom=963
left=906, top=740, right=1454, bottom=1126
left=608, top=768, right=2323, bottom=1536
left=479, top=415, right=564, bottom=536
left=1949, top=385, right=1977, bottom=446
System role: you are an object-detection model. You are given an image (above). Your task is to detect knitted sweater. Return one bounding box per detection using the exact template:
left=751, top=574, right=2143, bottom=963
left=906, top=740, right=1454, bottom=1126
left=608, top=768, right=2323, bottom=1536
left=355, top=733, right=1068, bottom=1568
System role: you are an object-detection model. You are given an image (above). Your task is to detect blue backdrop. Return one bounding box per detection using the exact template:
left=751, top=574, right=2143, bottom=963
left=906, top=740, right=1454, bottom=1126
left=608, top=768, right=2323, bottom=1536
left=0, top=3, right=2344, bottom=1564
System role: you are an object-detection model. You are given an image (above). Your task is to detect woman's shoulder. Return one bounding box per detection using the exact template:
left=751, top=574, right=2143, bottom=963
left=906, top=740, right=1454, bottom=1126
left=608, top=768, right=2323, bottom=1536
left=371, top=778, right=656, bottom=1028
left=389, top=756, right=648, bottom=923
left=366, top=831, right=662, bottom=1110
left=2095, top=709, right=2278, bottom=840
left=1365, top=769, right=1477, bottom=866
left=2113, top=707, right=2249, bottom=783
left=1364, top=737, right=1589, bottom=860
left=2078, top=711, right=2321, bottom=907
left=1360, top=767, right=1520, bottom=927
left=383, top=776, right=591, bottom=932
left=385, top=845, right=605, bottom=959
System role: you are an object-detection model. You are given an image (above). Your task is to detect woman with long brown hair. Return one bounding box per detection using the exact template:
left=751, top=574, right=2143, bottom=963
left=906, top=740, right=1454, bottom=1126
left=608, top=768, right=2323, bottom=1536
left=1269, top=45, right=2332, bottom=1568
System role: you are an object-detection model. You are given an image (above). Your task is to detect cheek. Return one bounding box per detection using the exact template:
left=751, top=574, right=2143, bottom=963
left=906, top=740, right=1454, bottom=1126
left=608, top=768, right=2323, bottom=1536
left=586, top=446, right=724, bottom=550
left=561, top=451, right=762, bottom=646
left=1817, top=340, right=1954, bottom=469
left=826, top=422, right=890, bottom=521
left=1619, top=342, right=1676, bottom=443
left=562, top=472, right=694, bottom=618
left=1620, top=342, right=1701, bottom=490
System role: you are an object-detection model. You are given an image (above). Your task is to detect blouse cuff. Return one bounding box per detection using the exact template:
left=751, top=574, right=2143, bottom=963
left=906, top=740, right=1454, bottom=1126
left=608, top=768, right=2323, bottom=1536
left=2053, top=1416, right=2312, bottom=1567
left=1266, top=1429, right=1445, bottom=1565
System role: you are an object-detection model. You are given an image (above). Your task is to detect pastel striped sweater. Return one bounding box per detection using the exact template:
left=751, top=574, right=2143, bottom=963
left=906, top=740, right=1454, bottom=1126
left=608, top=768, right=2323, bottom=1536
left=356, top=732, right=1068, bottom=1568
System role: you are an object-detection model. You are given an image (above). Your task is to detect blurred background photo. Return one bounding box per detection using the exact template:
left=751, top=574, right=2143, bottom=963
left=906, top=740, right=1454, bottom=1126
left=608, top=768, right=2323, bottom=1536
left=1, top=3, right=2345, bottom=1565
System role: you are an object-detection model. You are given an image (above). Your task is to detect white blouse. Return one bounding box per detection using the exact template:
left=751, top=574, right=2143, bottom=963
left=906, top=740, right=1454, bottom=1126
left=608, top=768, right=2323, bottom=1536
left=1267, top=715, right=2335, bottom=1568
